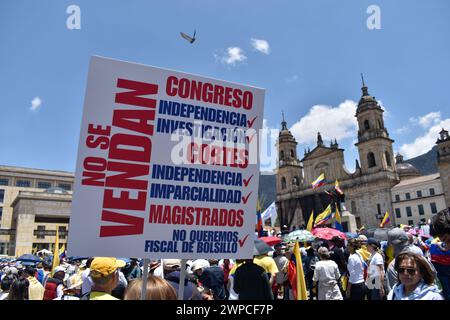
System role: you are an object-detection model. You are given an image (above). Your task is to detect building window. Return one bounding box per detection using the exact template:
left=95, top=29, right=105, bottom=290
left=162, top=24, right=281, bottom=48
left=430, top=202, right=437, bottom=214
left=364, top=120, right=370, bottom=130
left=351, top=201, right=357, bottom=215
left=37, top=226, right=45, bottom=239
left=406, top=207, right=412, bottom=217
left=377, top=204, right=381, bottom=215
left=408, top=220, right=414, bottom=226
left=405, top=193, right=411, bottom=200
left=417, top=190, right=422, bottom=198
left=0, top=189, right=4, bottom=203
left=16, top=180, right=31, bottom=188
left=38, top=181, right=51, bottom=189
left=58, top=226, right=67, bottom=239
left=385, top=152, right=391, bottom=167
left=395, top=194, right=400, bottom=202
left=58, top=183, right=71, bottom=191
left=0, top=178, right=8, bottom=186
left=280, top=150, right=285, bottom=160
left=395, top=208, right=401, bottom=218
left=418, top=204, right=424, bottom=215
left=293, top=176, right=300, bottom=187
left=281, top=177, right=286, bottom=190
left=290, top=149, right=295, bottom=158
left=367, top=152, right=376, bottom=168
left=429, top=188, right=435, bottom=196
left=0, top=207, right=2, bottom=224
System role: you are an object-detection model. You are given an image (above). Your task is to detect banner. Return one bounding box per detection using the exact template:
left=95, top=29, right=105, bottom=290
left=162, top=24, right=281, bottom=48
left=68, top=56, right=265, bottom=259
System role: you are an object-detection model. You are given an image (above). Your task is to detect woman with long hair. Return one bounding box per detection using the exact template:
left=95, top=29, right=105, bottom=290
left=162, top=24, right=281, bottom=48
left=124, top=275, right=177, bottom=300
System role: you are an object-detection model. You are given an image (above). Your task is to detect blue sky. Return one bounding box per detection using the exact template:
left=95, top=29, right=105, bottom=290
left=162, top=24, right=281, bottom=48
left=1, top=0, right=449, bottom=173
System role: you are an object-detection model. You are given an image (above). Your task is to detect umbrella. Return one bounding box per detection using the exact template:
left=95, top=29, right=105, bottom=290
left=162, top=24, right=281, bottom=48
left=37, top=249, right=52, bottom=256
left=283, top=230, right=315, bottom=243
left=16, top=254, right=42, bottom=263
left=67, top=256, right=90, bottom=262
left=254, top=239, right=273, bottom=256
left=312, top=227, right=347, bottom=241
left=259, top=236, right=282, bottom=247
left=361, top=227, right=393, bottom=241
left=345, top=232, right=358, bottom=239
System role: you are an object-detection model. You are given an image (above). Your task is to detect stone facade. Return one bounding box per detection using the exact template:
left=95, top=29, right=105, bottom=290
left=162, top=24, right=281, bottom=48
left=0, top=165, right=73, bottom=256
left=437, top=129, right=450, bottom=207
left=276, top=81, right=401, bottom=230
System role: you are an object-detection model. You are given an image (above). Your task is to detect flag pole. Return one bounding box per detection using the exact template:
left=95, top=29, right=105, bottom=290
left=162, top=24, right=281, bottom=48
left=141, top=258, right=149, bottom=300
left=178, top=259, right=187, bottom=300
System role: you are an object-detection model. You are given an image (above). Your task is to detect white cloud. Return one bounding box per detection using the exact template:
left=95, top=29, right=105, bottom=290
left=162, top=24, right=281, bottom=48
left=400, top=117, right=450, bottom=158
left=215, top=47, right=247, bottom=66
left=30, top=97, right=42, bottom=111
left=290, top=100, right=358, bottom=145
left=250, top=38, right=270, bottom=54
left=393, top=126, right=410, bottom=134
left=286, top=74, right=298, bottom=83
left=260, top=119, right=279, bottom=171
left=419, top=112, right=441, bottom=128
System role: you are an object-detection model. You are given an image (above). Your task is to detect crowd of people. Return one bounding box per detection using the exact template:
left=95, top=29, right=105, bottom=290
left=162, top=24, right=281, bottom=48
left=0, top=208, right=449, bottom=301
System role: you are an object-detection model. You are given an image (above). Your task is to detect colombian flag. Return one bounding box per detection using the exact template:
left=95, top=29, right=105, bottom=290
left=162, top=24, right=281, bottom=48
left=314, top=204, right=333, bottom=227
left=256, top=200, right=263, bottom=237
left=311, top=173, right=326, bottom=189
left=379, top=211, right=390, bottom=228
left=334, top=206, right=343, bottom=232
left=335, top=179, right=344, bottom=195
left=306, top=211, right=314, bottom=232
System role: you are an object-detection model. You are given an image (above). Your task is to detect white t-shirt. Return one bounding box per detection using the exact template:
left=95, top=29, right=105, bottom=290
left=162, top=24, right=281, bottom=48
left=347, top=253, right=364, bottom=284
left=366, top=252, right=384, bottom=286
left=313, top=260, right=341, bottom=287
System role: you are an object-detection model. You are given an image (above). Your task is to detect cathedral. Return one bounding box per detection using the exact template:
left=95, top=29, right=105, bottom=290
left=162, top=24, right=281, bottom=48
left=275, top=79, right=450, bottom=230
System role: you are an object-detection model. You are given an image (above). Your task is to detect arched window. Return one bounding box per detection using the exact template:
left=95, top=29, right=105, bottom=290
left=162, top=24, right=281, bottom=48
left=385, top=151, right=391, bottom=167
left=367, top=152, right=376, bottom=168
left=364, top=120, right=370, bottom=130
left=293, top=176, right=300, bottom=186
left=378, top=119, right=383, bottom=129
left=280, top=150, right=285, bottom=160
left=290, top=149, right=295, bottom=158
left=281, top=177, right=287, bottom=189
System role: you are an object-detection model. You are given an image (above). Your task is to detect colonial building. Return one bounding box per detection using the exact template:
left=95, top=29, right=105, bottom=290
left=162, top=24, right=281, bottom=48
left=276, top=80, right=399, bottom=230
left=0, top=166, right=73, bottom=256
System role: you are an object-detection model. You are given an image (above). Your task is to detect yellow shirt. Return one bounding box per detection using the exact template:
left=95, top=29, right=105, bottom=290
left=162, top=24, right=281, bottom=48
left=27, top=276, right=45, bottom=300
left=253, top=255, right=279, bottom=275
left=89, top=291, right=118, bottom=300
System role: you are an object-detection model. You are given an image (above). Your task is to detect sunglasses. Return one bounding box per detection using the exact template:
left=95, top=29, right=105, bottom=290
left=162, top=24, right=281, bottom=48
left=398, top=267, right=417, bottom=276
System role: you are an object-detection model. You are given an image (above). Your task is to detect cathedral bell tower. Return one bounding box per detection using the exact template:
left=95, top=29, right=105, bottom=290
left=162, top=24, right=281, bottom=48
left=437, top=128, right=450, bottom=207
left=276, top=112, right=302, bottom=194
left=354, top=75, right=397, bottom=174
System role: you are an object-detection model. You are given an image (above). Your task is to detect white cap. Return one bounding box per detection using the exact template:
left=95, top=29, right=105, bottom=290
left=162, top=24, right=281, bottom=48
left=54, top=266, right=66, bottom=273
left=190, top=259, right=210, bottom=272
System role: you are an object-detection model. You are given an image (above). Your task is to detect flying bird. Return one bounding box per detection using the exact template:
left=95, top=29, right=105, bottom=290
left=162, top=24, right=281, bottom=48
left=180, top=30, right=196, bottom=44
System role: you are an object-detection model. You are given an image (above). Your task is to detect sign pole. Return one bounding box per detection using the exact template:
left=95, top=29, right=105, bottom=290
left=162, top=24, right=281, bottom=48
left=178, top=259, right=187, bottom=300
left=141, top=258, right=149, bottom=300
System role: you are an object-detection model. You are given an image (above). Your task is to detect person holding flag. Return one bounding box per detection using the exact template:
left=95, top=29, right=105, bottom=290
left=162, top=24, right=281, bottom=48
left=380, top=211, right=390, bottom=228
left=311, top=173, right=326, bottom=189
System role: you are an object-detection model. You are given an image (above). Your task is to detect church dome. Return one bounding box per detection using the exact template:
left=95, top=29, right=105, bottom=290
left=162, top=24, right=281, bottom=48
left=395, top=153, right=420, bottom=179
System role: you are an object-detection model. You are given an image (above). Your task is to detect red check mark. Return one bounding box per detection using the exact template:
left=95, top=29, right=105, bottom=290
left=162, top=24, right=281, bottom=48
left=238, top=234, right=250, bottom=247
left=241, top=192, right=252, bottom=204
left=243, top=174, right=254, bottom=187
left=247, top=116, right=257, bottom=128
left=246, top=133, right=256, bottom=144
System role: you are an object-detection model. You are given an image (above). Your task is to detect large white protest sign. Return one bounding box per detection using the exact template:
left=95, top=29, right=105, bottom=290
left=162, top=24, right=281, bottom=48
left=68, top=56, right=265, bottom=259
